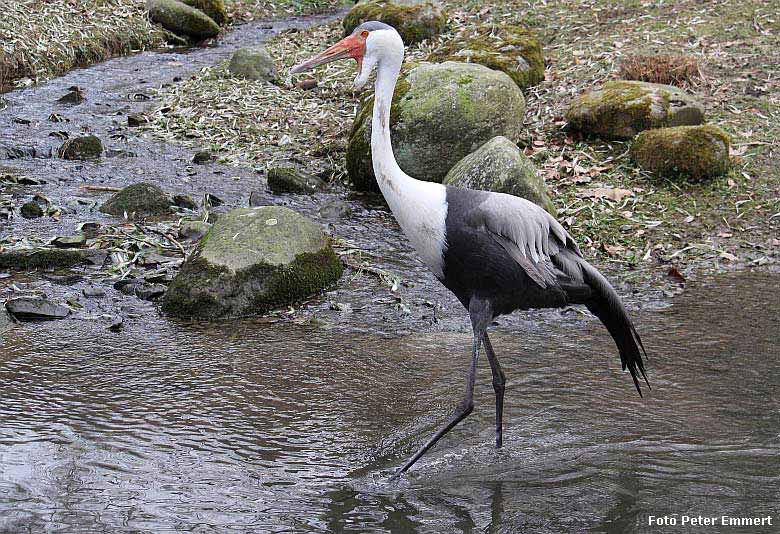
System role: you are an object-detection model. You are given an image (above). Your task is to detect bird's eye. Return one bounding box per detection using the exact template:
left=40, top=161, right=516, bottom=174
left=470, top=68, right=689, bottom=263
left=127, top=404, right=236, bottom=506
left=361, top=30, right=369, bottom=38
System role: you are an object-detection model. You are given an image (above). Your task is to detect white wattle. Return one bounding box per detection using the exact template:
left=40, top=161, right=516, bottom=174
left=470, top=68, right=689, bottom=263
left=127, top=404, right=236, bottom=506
left=369, top=31, right=448, bottom=279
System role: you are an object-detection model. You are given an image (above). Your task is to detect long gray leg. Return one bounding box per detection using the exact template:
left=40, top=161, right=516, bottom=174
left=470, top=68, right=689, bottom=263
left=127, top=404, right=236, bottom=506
left=482, top=333, right=506, bottom=448
left=391, top=297, right=492, bottom=479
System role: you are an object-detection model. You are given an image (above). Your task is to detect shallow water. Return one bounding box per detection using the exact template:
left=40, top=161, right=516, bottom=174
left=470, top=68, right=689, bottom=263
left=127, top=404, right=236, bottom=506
left=1, top=271, right=778, bottom=533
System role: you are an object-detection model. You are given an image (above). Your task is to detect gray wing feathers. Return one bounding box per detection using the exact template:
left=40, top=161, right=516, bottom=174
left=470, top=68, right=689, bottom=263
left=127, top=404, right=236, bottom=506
left=473, top=193, right=581, bottom=288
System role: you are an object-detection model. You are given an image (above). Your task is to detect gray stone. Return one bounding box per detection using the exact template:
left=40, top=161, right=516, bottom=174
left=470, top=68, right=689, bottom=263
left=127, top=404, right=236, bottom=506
left=346, top=62, right=526, bottom=190
left=135, top=283, right=167, bottom=301
left=20, top=201, right=44, bottom=219
left=57, top=87, right=85, bottom=105
left=6, top=296, right=70, bottom=320
left=51, top=235, right=87, bottom=248
left=565, top=80, right=705, bottom=140
left=228, top=46, right=278, bottom=82
left=179, top=220, right=211, bottom=240
left=173, top=194, right=198, bottom=210
left=100, top=183, right=173, bottom=219
left=58, top=135, right=103, bottom=160
left=192, top=150, right=214, bottom=164
left=267, top=167, right=325, bottom=194
left=83, top=285, right=106, bottom=298
left=444, top=136, right=556, bottom=214
left=128, top=113, right=149, bottom=127
left=319, top=199, right=353, bottom=220
left=162, top=206, right=343, bottom=319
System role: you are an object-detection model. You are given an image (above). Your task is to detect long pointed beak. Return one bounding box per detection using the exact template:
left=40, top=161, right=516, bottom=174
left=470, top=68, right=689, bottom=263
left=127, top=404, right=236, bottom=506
left=290, top=35, right=363, bottom=74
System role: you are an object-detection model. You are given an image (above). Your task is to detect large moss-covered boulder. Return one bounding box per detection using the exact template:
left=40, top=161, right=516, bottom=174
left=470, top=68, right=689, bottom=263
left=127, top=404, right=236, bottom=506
left=443, top=136, right=556, bottom=214
left=100, top=183, right=173, bottom=219
left=181, top=0, right=226, bottom=25
left=228, top=46, right=278, bottom=82
left=162, top=206, right=343, bottom=319
left=146, top=0, right=220, bottom=40
left=631, top=125, right=730, bottom=180
left=59, top=135, right=103, bottom=160
left=343, top=0, right=447, bottom=44
left=566, top=81, right=704, bottom=140
left=346, top=61, right=526, bottom=191
left=427, top=25, right=544, bottom=90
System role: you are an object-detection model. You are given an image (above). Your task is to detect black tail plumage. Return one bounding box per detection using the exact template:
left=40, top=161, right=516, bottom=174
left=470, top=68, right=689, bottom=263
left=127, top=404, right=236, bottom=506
left=582, top=262, right=650, bottom=396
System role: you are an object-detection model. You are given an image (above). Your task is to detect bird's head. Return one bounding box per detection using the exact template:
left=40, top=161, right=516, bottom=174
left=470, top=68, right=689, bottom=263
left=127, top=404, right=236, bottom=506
left=290, top=21, right=403, bottom=90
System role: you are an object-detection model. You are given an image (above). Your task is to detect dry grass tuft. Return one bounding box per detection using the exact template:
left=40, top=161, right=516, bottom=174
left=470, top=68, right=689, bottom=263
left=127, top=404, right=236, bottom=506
left=0, top=0, right=165, bottom=91
left=619, top=54, right=701, bottom=87
left=228, top=0, right=343, bottom=22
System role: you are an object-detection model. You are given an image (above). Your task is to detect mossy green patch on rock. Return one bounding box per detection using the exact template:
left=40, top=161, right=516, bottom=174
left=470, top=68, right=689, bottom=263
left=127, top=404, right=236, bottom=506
left=631, top=125, right=731, bottom=180
left=58, top=135, right=103, bottom=160
left=100, top=182, right=173, bottom=219
left=565, top=80, right=704, bottom=140
left=0, top=248, right=88, bottom=270
left=346, top=62, right=526, bottom=191
left=161, top=206, right=343, bottom=319
left=20, top=201, right=44, bottom=219
left=147, top=0, right=220, bottom=40
left=343, top=0, right=447, bottom=44
left=181, top=0, right=226, bottom=25
left=444, top=136, right=556, bottom=215
left=427, top=25, right=544, bottom=90
left=228, top=46, right=277, bottom=82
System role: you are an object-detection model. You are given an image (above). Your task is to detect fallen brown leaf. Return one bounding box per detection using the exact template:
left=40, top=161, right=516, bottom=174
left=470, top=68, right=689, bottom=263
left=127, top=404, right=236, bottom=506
left=667, top=267, right=686, bottom=283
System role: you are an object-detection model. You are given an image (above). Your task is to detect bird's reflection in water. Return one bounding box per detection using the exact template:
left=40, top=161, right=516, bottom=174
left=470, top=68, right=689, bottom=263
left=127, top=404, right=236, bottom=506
left=594, top=470, right=642, bottom=534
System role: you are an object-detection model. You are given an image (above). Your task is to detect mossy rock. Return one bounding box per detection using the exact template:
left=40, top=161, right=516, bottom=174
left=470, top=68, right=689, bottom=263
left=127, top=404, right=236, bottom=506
left=343, top=0, right=447, bottom=44
left=565, top=80, right=704, bottom=140
left=162, top=206, right=344, bottom=319
left=631, top=125, right=730, bottom=180
left=179, top=220, right=212, bottom=240
left=346, top=61, right=526, bottom=191
left=228, top=46, right=278, bottom=82
left=146, top=0, right=220, bottom=40
left=443, top=136, right=556, bottom=215
left=267, top=167, right=325, bottom=194
left=6, top=297, right=70, bottom=321
left=181, top=0, right=226, bottom=25
left=59, top=135, right=103, bottom=160
left=0, top=248, right=89, bottom=270
left=427, top=25, right=544, bottom=90
left=20, top=201, right=44, bottom=219
left=100, top=182, right=173, bottom=219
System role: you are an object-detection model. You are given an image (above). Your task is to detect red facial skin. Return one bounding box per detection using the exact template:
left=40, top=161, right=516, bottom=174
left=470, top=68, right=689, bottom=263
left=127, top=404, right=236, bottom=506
left=290, top=30, right=368, bottom=75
